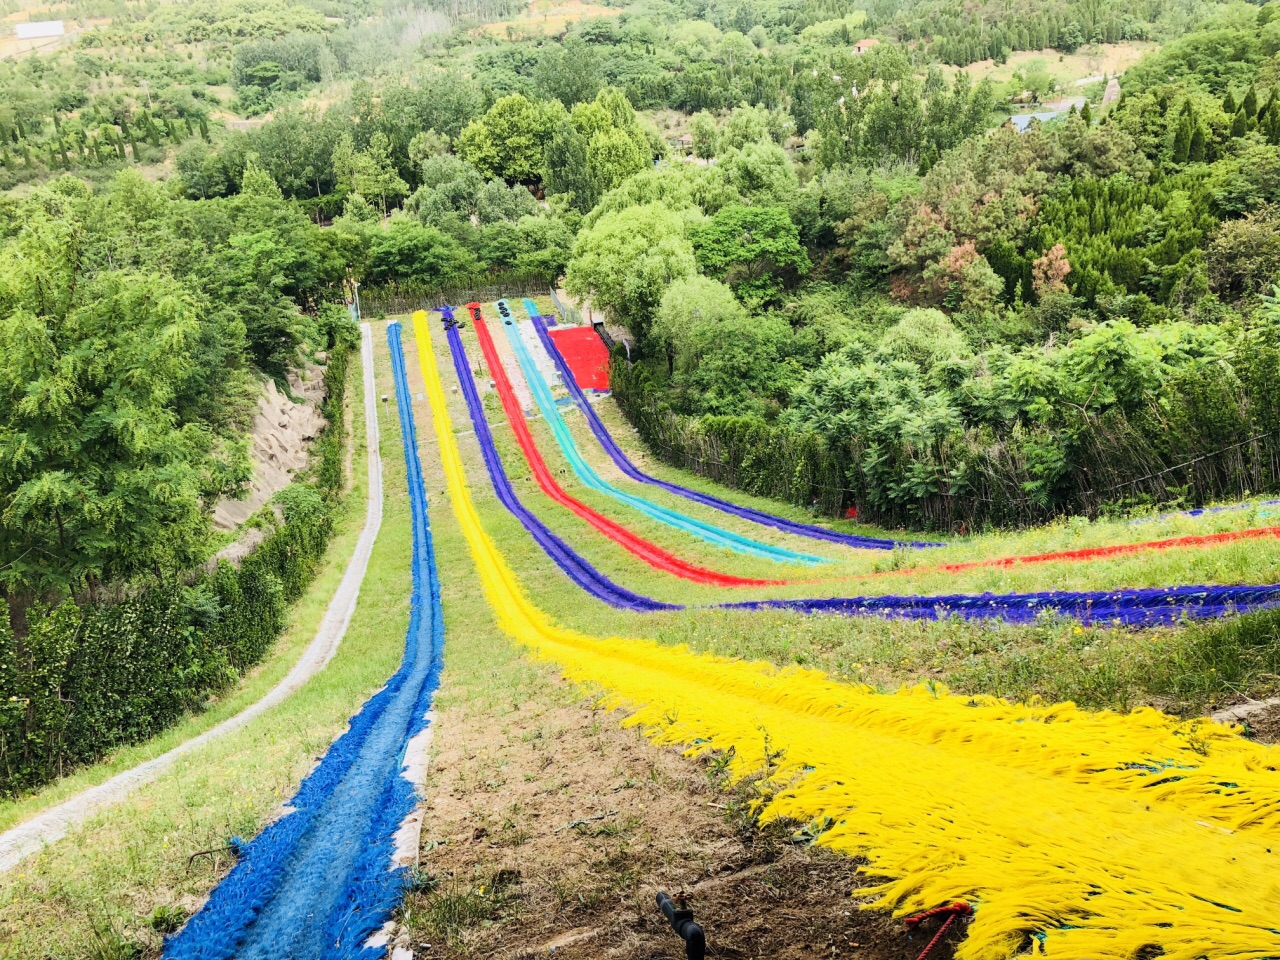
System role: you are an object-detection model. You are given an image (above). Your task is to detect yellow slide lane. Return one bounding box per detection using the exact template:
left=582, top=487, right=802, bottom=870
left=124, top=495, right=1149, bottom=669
left=409, top=312, right=1280, bottom=960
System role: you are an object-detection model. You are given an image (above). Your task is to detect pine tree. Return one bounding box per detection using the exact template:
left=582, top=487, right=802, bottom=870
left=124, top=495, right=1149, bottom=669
left=1223, top=90, right=1237, bottom=115
left=1243, top=85, right=1259, bottom=118
left=1080, top=101, right=1093, bottom=125
left=1189, top=124, right=1206, bottom=161
left=1172, top=113, right=1192, bottom=162
left=1231, top=109, right=1248, bottom=137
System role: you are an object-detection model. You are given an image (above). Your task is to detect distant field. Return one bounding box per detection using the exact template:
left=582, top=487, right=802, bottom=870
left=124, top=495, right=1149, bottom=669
left=478, top=0, right=619, bottom=37
left=942, top=41, right=1158, bottom=89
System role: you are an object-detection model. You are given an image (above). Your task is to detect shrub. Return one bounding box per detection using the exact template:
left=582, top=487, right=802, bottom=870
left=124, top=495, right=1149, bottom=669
left=0, top=334, right=354, bottom=797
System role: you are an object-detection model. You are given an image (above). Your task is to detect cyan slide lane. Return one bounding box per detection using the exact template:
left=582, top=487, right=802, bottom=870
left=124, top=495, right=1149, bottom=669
left=492, top=300, right=827, bottom=566
left=436, top=308, right=1280, bottom=627
left=164, top=323, right=445, bottom=960
left=522, top=300, right=940, bottom=551
left=439, top=306, right=674, bottom=612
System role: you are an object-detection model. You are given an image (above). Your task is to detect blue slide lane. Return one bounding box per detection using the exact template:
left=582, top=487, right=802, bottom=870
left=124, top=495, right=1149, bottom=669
left=435, top=308, right=1280, bottom=627
left=522, top=299, right=941, bottom=551
left=164, top=324, right=445, bottom=960
left=440, top=307, right=675, bottom=612
left=493, top=300, right=827, bottom=565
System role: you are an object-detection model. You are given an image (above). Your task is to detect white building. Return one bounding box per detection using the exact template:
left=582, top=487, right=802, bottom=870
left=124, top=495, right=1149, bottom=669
left=15, top=21, right=65, bottom=40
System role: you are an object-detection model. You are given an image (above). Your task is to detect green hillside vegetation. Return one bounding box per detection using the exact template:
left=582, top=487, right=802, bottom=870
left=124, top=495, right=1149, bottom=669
left=2, top=0, right=1280, bottom=800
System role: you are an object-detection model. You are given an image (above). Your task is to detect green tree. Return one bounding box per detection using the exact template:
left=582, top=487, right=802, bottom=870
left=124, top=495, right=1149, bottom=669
left=175, top=141, right=229, bottom=199
left=364, top=217, right=480, bottom=287
left=1173, top=113, right=1193, bottom=163
left=543, top=116, right=594, bottom=210
left=1190, top=124, right=1207, bottom=161
left=587, top=126, right=648, bottom=198
left=331, top=131, right=357, bottom=195
left=720, top=103, right=773, bottom=151
left=352, top=132, right=409, bottom=215
left=475, top=179, right=538, bottom=224
left=533, top=35, right=603, bottom=106
left=692, top=204, right=810, bottom=304
left=690, top=110, right=718, bottom=159
left=719, top=140, right=797, bottom=204
left=650, top=273, right=747, bottom=370
left=408, top=130, right=450, bottom=171
left=241, top=155, right=283, bottom=198
left=650, top=274, right=796, bottom=414
left=565, top=203, right=697, bottom=334
left=0, top=208, right=242, bottom=594
left=457, top=94, right=560, bottom=183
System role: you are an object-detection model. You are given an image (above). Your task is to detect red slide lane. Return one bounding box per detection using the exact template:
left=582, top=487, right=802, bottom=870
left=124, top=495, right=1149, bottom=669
left=471, top=313, right=786, bottom=587
left=915, top=526, right=1280, bottom=576
left=818, top=527, right=1280, bottom=586
left=471, top=306, right=1280, bottom=589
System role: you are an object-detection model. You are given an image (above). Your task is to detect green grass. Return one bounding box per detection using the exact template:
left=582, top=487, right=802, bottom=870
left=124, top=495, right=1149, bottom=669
left=0, top=338, right=415, bottom=958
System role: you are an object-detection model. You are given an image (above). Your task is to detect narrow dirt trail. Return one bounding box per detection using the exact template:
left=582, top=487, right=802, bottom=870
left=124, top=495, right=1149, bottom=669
left=0, top=325, right=384, bottom=875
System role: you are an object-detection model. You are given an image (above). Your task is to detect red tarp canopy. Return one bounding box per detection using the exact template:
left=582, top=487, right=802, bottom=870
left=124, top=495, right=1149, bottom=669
left=548, top=326, right=610, bottom=391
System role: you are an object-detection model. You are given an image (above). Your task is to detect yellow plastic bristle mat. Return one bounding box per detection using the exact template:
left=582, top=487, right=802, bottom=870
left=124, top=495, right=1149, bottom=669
left=408, top=311, right=1280, bottom=960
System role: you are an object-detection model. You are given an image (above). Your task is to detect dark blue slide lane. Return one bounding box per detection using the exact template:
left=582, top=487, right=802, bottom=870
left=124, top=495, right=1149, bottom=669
left=163, top=326, right=445, bottom=960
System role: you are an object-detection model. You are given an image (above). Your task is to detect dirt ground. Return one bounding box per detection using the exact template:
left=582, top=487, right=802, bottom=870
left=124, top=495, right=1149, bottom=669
left=1236, top=703, right=1280, bottom=744
left=940, top=41, right=1157, bottom=89
left=400, top=669, right=966, bottom=960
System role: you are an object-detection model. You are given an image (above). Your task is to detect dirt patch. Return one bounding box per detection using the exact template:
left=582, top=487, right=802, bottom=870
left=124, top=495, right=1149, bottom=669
left=213, top=364, right=327, bottom=531
left=939, top=42, right=1158, bottom=89
left=478, top=0, right=619, bottom=38
left=402, top=674, right=963, bottom=960
left=1230, top=702, right=1280, bottom=744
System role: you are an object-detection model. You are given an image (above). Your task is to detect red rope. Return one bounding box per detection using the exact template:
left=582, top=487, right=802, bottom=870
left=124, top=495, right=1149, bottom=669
left=904, top=902, right=973, bottom=960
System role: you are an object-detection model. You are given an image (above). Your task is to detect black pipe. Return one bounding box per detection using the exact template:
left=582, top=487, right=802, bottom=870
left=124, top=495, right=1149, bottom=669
left=656, top=891, right=705, bottom=960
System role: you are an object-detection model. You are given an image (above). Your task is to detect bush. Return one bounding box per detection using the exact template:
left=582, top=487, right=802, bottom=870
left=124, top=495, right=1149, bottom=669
left=610, top=351, right=849, bottom=515
left=0, top=334, right=354, bottom=797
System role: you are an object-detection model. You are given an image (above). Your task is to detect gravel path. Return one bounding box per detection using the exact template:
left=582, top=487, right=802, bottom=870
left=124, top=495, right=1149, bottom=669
left=0, top=324, right=384, bottom=874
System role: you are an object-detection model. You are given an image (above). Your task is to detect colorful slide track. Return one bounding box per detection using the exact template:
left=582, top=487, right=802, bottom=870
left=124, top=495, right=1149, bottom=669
left=522, top=306, right=942, bottom=550
left=489, top=299, right=828, bottom=566
left=163, top=324, right=446, bottom=960
left=406, top=308, right=1280, bottom=960
left=440, top=308, right=676, bottom=612
left=464, top=306, right=784, bottom=588
left=474, top=304, right=1280, bottom=592
left=436, top=310, right=1280, bottom=625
